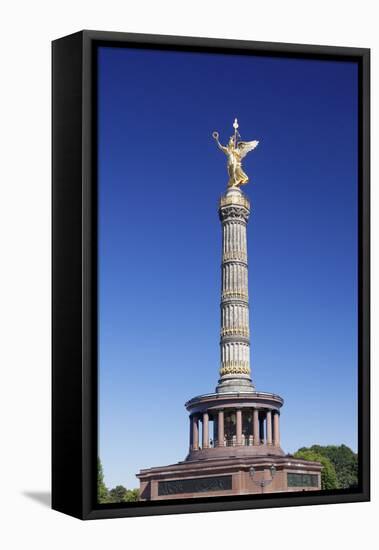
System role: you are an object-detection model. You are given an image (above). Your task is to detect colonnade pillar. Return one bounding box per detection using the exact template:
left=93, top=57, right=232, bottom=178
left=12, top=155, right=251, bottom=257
left=259, top=414, right=265, bottom=444
left=266, top=410, right=272, bottom=445
left=273, top=411, right=280, bottom=447
left=192, top=415, right=199, bottom=451
left=253, top=408, right=259, bottom=445
left=202, top=412, right=209, bottom=448
left=217, top=410, right=224, bottom=447
left=190, top=408, right=279, bottom=451
left=236, top=409, right=242, bottom=446
left=189, top=416, right=193, bottom=451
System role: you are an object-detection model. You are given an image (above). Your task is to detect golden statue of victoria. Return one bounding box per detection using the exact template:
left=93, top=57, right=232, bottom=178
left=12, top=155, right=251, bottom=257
left=213, top=118, right=259, bottom=188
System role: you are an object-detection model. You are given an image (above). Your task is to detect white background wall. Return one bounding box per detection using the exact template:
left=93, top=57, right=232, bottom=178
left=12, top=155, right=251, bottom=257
left=0, top=1, right=376, bottom=548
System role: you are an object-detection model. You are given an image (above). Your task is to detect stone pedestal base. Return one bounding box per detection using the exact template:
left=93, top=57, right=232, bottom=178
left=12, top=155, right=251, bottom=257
left=216, top=375, right=255, bottom=393
left=137, top=455, right=322, bottom=501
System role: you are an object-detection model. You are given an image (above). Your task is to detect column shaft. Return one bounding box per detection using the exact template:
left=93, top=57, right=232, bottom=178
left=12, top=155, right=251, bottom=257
left=218, top=190, right=253, bottom=391
left=202, top=412, right=209, bottom=448
left=189, top=416, right=193, bottom=450
left=259, top=415, right=264, bottom=444
left=192, top=416, right=199, bottom=451
left=273, top=411, right=280, bottom=447
left=253, top=408, right=259, bottom=445
left=217, top=410, right=225, bottom=447
left=266, top=410, right=272, bottom=445
left=236, top=409, right=242, bottom=445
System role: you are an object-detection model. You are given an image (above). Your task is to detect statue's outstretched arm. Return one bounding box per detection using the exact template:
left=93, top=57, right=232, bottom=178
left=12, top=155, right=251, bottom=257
left=212, top=132, right=228, bottom=155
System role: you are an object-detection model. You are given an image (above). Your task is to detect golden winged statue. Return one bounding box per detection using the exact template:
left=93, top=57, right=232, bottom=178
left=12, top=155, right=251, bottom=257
left=213, top=119, right=259, bottom=188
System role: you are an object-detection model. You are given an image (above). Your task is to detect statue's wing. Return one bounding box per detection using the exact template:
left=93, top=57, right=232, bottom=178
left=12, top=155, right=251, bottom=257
left=237, top=140, right=259, bottom=159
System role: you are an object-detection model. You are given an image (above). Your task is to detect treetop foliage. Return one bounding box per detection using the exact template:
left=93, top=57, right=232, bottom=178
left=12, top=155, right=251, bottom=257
left=97, top=458, right=140, bottom=504
left=294, top=444, right=358, bottom=490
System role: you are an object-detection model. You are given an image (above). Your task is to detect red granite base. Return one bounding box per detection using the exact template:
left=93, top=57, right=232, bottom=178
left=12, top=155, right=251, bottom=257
left=137, top=454, right=322, bottom=500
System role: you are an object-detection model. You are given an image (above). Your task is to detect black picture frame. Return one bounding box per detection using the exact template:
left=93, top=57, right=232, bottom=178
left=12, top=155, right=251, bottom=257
left=52, top=30, right=370, bottom=520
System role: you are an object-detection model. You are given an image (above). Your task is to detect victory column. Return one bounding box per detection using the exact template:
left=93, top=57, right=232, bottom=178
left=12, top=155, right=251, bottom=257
left=137, top=120, right=322, bottom=499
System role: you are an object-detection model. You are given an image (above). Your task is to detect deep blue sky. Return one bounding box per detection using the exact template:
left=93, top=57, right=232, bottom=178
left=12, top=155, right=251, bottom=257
left=98, top=46, right=358, bottom=489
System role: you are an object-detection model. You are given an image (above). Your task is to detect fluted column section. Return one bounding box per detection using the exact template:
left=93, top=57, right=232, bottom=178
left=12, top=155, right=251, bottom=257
left=217, top=188, right=254, bottom=393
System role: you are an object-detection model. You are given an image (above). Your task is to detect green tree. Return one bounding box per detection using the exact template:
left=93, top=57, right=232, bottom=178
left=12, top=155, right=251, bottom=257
left=125, top=488, right=139, bottom=502
left=294, top=449, right=338, bottom=490
left=97, top=458, right=140, bottom=503
left=108, top=485, right=139, bottom=502
left=97, top=458, right=109, bottom=503
left=108, top=485, right=128, bottom=503
left=297, top=445, right=358, bottom=489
